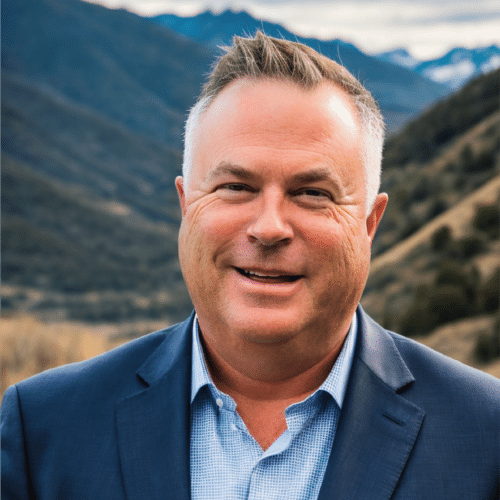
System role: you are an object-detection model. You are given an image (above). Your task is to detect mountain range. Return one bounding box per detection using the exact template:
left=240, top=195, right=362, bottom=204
left=151, top=8, right=449, bottom=135
left=154, top=8, right=499, bottom=92
left=376, top=45, right=500, bottom=89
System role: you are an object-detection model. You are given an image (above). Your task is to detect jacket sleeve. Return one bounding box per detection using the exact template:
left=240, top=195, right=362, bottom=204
left=1, top=385, right=35, bottom=500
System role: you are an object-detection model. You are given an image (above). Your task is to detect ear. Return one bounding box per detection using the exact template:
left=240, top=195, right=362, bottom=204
left=366, top=193, right=388, bottom=244
left=175, top=176, right=187, bottom=216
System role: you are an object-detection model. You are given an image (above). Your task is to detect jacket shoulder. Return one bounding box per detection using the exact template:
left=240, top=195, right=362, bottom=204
left=388, top=330, right=500, bottom=408
left=9, top=319, right=190, bottom=409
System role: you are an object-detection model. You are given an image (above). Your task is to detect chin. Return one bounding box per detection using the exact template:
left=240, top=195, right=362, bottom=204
left=227, top=309, right=304, bottom=345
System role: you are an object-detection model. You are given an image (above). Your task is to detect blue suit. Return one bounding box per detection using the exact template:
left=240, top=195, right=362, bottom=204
left=2, top=307, right=499, bottom=499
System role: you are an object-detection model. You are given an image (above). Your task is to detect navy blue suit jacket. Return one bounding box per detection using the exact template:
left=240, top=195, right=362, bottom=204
left=2, top=307, right=500, bottom=499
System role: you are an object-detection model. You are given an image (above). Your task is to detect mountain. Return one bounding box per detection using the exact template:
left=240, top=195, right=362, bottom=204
left=376, top=45, right=500, bottom=90
left=376, top=48, right=420, bottom=69
left=1, top=0, right=218, bottom=325
left=151, top=9, right=450, bottom=135
left=0, top=0, right=218, bottom=243
left=2, top=0, right=214, bottom=149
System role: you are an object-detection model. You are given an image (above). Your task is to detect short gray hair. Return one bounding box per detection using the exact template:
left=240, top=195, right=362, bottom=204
left=183, top=31, right=384, bottom=213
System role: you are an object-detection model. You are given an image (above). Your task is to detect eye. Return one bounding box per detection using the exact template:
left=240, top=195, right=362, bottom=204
left=294, top=188, right=332, bottom=200
left=220, top=183, right=252, bottom=192
left=216, top=183, right=256, bottom=200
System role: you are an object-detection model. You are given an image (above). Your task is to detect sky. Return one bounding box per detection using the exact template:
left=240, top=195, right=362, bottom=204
left=85, top=0, right=500, bottom=60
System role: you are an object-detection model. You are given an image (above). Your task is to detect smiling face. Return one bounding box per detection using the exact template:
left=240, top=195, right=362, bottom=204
left=176, top=78, right=387, bottom=369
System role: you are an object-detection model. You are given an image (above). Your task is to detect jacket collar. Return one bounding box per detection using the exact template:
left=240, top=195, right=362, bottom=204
left=317, top=306, right=425, bottom=500
left=356, top=306, right=415, bottom=391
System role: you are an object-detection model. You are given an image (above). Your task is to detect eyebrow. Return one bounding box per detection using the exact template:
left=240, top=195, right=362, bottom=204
left=205, top=163, right=342, bottom=192
left=205, top=163, right=258, bottom=183
left=289, top=167, right=338, bottom=185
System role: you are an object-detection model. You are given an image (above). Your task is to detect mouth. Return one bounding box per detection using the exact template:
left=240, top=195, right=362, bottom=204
left=235, top=267, right=302, bottom=284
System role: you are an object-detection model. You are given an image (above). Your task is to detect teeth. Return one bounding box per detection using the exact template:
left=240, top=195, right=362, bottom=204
left=247, top=270, right=281, bottom=278
left=237, top=267, right=300, bottom=282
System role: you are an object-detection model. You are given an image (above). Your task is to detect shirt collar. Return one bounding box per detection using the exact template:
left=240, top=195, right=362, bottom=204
left=191, top=312, right=357, bottom=409
left=190, top=314, right=214, bottom=404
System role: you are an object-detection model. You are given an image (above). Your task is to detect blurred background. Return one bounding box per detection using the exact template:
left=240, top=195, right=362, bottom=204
left=2, top=0, right=499, bottom=396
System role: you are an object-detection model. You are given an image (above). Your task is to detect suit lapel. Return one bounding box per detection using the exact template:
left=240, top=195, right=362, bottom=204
left=116, top=315, right=194, bottom=500
left=318, top=308, right=425, bottom=500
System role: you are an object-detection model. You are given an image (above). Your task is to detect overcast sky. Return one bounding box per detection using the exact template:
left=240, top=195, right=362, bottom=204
left=86, top=0, right=500, bottom=59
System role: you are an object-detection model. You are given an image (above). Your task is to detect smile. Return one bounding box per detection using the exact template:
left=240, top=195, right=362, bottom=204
left=235, top=267, right=302, bottom=283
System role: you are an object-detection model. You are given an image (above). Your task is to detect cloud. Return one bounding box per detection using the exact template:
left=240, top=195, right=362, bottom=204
left=433, top=11, right=500, bottom=24
left=84, top=0, right=500, bottom=59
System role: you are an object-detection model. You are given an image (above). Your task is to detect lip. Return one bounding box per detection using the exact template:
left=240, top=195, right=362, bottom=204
left=234, top=266, right=303, bottom=284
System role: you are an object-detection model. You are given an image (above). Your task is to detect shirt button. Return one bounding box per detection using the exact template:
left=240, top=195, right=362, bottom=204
left=231, top=423, right=238, bottom=431
left=216, top=398, right=223, bottom=408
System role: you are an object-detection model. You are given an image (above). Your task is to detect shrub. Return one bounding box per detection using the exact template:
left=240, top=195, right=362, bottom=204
left=443, top=160, right=456, bottom=172
left=434, top=262, right=479, bottom=296
left=472, top=204, right=500, bottom=239
left=454, top=176, right=466, bottom=190
left=398, top=279, right=476, bottom=338
left=1, top=264, right=25, bottom=280
left=427, top=285, right=471, bottom=323
left=465, top=149, right=495, bottom=173
left=431, top=226, right=452, bottom=251
left=478, top=268, right=500, bottom=314
left=411, top=177, right=431, bottom=202
left=400, top=218, right=421, bottom=240
left=456, top=235, right=485, bottom=258
left=393, top=187, right=410, bottom=207
left=473, top=316, right=500, bottom=364
left=398, top=300, right=439, bottom=338
left=459, top=144, right=474, bottom=170
left=427, top=199, right=448, bottom=219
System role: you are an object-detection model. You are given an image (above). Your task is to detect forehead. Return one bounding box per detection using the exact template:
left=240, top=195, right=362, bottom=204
left=190, top=78, right=363, bottom=180
left=201, top=78, right=360, bottom=139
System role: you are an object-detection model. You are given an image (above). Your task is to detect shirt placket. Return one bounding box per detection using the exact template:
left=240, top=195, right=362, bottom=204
left=245, top=396, right=321, bottom=500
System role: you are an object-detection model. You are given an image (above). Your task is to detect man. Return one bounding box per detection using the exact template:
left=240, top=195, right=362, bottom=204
left=2, top=32, right=499, bottom=500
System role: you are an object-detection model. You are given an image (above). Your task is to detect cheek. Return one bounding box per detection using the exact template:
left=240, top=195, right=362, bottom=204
left=304, top=217, right=370, bottom=278
left=179, top=206, right=247, bottom=272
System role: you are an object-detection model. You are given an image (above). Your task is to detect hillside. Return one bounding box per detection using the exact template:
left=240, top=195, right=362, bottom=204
left=1, top=0, right=216, bottom=226
left=2, top=155, right=192, bottom=325
left=2, top=0, right=213, bottom=325
left=360, top=70, right=500, bottom=371
left=362, top=174, right=499, bottom=374
left=2, top=0, right=214, bottom=148
left=2, top=72, right=184, bottom=223
left=373, top=69, right=500, bottom=257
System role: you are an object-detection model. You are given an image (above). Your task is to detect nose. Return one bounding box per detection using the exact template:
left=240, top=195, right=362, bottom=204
left=247, top=191, right=294, bottom=246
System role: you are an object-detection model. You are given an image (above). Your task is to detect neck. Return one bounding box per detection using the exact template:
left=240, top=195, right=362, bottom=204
left=197, top=321, right=351, bottom=450
left=199, top=326, right=348, bottom=403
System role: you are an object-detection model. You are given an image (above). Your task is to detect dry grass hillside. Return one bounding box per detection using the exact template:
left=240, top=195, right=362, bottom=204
left=360, top=69, right=500, bottom=378
left=373, top=69, right=499, bottom=257
left=362, top=176, right=500, bottom=378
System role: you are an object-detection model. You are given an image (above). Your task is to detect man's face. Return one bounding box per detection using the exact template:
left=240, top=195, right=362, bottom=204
left=176, top=79, right=386, bottom=358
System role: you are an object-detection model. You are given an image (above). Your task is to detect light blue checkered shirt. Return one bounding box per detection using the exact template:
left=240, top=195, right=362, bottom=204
left=190, top=314, right=357, bottom=500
